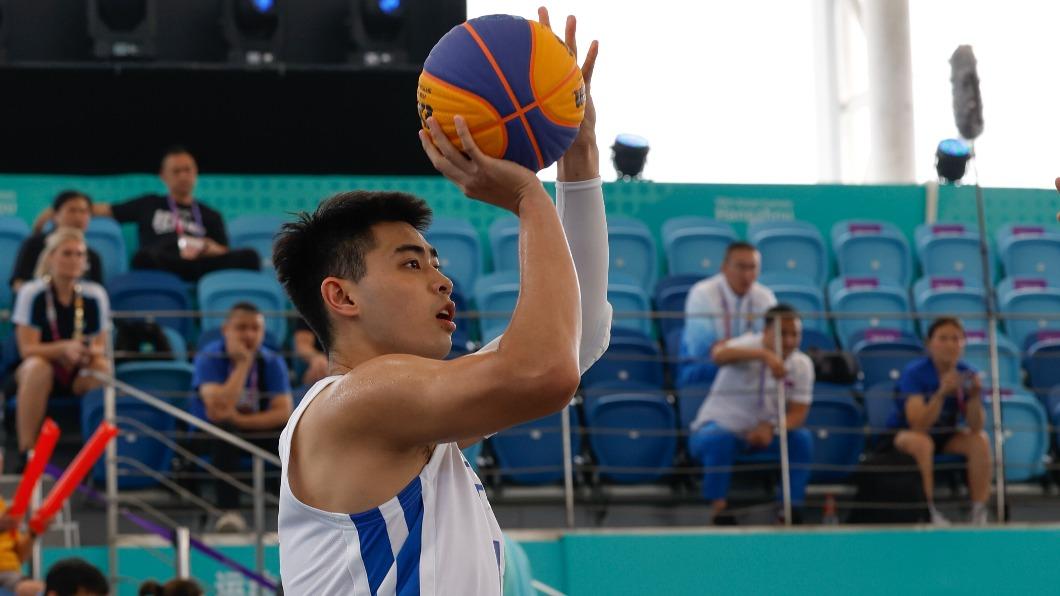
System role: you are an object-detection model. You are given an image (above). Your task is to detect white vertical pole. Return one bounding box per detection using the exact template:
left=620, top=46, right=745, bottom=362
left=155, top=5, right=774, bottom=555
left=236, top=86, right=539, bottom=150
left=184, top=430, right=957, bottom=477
left=561, top=404, right=575, bottom=528
left=776, top=326, right=792, bottom=527
left=863, top=0, right=916, bottom=183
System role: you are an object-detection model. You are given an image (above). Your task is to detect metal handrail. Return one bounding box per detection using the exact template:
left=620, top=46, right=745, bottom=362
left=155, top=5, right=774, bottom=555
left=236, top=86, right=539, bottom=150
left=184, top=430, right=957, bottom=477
left=87, top=370, right=281, bottom=467
left=111, top=415, right=280, bottom=506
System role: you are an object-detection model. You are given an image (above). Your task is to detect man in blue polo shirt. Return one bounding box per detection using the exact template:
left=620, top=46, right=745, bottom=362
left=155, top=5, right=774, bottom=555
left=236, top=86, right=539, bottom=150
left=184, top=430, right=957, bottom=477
left=890, top=316, right=991, bottom=526
left=193, top=301, right=293, bottom=532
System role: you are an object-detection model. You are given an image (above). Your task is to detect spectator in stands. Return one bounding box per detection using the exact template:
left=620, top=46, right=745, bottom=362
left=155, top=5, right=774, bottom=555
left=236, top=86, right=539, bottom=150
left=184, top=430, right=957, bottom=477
left=138, top=578, right=204, bottom=596
left=9, top=227, right=110, bottom=459
left=192, top=302, right=292, bottom=532
left=32, top=147, right=259, bottom=282
left=293, top=318, right=328, bottom=386
left=0, top=497, right=42, bottom=596
left=890, top=317, right=991, bottom=526
left=688, top=304, right=814, bottom=524
left=44, top=558, right=108, bottom=596
left=11, top=190, right=104, bottom=293
left=680, top=241, right=777, bottom=385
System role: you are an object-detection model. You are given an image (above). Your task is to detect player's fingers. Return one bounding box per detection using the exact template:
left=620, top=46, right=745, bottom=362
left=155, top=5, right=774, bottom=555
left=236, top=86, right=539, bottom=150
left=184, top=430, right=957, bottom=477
left=581, top=40, right=599, bottom=87
left=419, top=129, right=469, bottom=184
left=427, top=117, right=474, bottom=173
left=537, top=6, right=551, bottom=30
left=453, top=116, right=487, bottom=163
left=565, top=15, right=577, bottom=58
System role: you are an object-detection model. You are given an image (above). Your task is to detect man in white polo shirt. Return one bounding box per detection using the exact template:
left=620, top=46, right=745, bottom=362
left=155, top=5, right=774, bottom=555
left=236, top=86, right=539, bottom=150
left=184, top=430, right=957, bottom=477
left=679, top=242, right=777, bottom=386
left=688, top=304, right=814, bottom=524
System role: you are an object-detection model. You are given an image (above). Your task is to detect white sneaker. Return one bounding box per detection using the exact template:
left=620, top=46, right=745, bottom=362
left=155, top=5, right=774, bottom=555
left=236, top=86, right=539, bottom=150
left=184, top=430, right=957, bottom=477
left=214, top=511, right=247, bottom=533
left=970, top=504, right=989, bottom=526
left=929, top=506, right=951, bottom=527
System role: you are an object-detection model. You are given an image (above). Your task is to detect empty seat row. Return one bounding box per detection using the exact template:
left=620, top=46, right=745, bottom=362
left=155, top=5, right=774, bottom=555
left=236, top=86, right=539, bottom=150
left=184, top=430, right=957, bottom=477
left=490, top=383, right=1049, bottom=487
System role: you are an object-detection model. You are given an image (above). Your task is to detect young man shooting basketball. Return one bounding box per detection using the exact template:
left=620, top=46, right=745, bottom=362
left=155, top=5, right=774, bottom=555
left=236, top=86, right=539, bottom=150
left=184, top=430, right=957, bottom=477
left=275, top=10, right=608, bottom=594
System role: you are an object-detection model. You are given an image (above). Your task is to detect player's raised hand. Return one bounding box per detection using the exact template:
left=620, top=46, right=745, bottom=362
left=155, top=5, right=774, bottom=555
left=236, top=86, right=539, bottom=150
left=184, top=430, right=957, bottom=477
left=420, top=115, right=546, bottom=215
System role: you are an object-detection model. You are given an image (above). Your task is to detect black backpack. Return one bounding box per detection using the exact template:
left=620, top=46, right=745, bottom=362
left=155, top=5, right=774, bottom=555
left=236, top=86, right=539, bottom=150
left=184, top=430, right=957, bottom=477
left=806, top=347, right=860, bottom=385
left=113, top=320, right=174, bottom=365
left=847, top=447, right=929, bottom=524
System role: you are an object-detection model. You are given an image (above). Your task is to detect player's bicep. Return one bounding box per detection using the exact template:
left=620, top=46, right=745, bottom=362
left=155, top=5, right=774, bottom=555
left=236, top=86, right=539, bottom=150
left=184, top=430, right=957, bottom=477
left=346, top=352, right=573, bottom=448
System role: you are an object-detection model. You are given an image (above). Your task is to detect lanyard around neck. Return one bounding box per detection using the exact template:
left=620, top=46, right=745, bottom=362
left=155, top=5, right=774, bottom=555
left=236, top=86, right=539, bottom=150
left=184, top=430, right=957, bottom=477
left=166, top=195, right=204, bottom=237
left=717, top=286, right=751, bottom=340
left=44, top=277, right=84, bottom=341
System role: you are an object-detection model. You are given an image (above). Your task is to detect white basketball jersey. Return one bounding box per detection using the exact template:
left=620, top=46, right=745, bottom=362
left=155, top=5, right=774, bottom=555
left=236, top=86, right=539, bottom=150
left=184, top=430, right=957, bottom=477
left=278, top=376, right=505, bottom=595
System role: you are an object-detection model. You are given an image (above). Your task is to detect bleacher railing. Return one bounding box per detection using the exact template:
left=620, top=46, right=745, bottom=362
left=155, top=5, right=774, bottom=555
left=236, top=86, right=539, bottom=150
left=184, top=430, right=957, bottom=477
left=7, top=302, right=1060, bottom=590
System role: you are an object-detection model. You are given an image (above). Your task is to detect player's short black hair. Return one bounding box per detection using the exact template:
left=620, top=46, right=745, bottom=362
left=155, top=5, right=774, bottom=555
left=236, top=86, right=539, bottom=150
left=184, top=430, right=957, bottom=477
left=273, top=191, right=433, bottom=352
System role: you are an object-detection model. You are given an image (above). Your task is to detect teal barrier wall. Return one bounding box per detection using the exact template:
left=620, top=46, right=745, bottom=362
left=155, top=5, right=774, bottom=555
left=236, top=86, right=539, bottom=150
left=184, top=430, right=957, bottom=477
left=937, top=184, right=1058, bottom=235
left=38, top=526, right=1060, bottom=595
left=518, top=526, right=1060, bottom=595
left=0, top=175, right=927, bottom=273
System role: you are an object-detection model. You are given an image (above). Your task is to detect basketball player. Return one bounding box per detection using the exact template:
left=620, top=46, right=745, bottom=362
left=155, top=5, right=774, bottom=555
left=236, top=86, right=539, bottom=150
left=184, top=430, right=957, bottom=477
left=274, top=10, right=608, bottom=594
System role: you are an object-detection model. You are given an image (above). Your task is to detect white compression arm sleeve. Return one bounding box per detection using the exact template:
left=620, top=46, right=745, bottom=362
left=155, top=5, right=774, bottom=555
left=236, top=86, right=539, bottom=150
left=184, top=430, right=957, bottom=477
left=477, top=177, right=612, bottom=374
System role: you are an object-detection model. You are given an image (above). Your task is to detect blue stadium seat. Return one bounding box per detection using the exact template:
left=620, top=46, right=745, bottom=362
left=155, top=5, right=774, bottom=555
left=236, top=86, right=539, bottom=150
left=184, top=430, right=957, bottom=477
left=759, top=272, right=827, bottom=333
left=675, top=384, right=711, bottom=437
left=996, top=224, right=1060, bottom=284
left=1024, top=337, right=1060, bottom=400
left=107, top=270, right=194, bottom=339
left=608, top=273, right=654, bottom=338
left=198, top=270, right=288, bottom=342
left=586, top=392, right=677, bottom=484
left=581, top=329, right=665, bottom=392
left=827, top=277, right=915, bottom=350
left=607, top=216, right=658, bottom=291
left=912, top=276, right=988, bottom=336
left=915, top=222, right=994, bottom=282
left=116, top=361, right=196, bottom=405
left=805, top=383, right=865, bottom=482
left=228, top=214, right=286, bottom=269
left=996, top=277, right=1060, bottom=350
left=653, top=274, right=701, bottom=339
left=83, top=389, right=176, bottom=489
left=983, top=390, right=1049, bottom=482
left=473, top=270, right=519, bottom=344
left=490, top=405, right=581, bottom=485
left=851, top=331, right=923, bottom=389
left=425, top=216, right=482, bottom=294
left=82, top=362, right=194, bottom=489
left=963, top=332, right=1021, bottom=387
left=85, top=217, right=127, bottom=283
left=748, top=220, right=828, bottom=288
left=801, top=329, right=836, bottom=352
left=487, top=216, right=520, bottom=273
left=0, top=217, right=30, bottom=307
left=661, top=217, right=737, bottom=277
left=832, top=220, right=913, bottom=287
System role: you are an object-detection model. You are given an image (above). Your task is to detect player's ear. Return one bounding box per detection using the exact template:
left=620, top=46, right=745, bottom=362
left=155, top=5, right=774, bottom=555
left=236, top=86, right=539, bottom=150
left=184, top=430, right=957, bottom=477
left=321, top=277, right=361, bottom=319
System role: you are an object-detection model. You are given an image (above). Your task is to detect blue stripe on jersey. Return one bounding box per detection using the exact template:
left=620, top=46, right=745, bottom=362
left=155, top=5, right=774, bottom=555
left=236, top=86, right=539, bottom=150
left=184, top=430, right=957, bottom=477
left=395, top=477, right=424, bottom=595
left=350, top=507, right=395, bottom=595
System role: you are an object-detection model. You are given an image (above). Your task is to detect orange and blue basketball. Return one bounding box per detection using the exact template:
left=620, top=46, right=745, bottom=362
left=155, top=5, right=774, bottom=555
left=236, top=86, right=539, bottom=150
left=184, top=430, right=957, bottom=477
left=417, top=14, right=586, bottom=172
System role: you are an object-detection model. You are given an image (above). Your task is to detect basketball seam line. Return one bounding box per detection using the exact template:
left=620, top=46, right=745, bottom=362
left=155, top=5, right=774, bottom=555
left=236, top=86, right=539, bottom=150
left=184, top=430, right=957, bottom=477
left=463, top=21, right=545, bottom=170
left=419, top=71, right=510, bottom=155
left=527, top=23, right=584, bottom=129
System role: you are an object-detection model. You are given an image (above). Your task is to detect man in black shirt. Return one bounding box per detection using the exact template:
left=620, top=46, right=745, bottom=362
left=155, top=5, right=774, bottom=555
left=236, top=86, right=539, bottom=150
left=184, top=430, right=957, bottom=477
left=11, top=191, right=104, bottom=292
left=33, top=147, right=259, bottom=282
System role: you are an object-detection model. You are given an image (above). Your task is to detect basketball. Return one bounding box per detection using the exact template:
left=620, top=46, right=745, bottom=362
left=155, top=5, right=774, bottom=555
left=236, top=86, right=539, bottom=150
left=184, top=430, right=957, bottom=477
left=417, top=14, right=586, bottom=172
